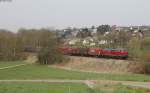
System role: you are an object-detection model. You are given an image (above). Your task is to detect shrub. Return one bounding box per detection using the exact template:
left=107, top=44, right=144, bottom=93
left=127, top=37, right=142, bottom=60
left=129, top=62, right=150, bottom=74
left=141, top=37, right=150, bottom=50
left=129, top=62, right=143, bottom=74
left=37, top=47, right=64, bottom=65
left=128, top=51, right=150, bottom=74
left=128, top=37, right=150, bottom=74
left=140, top=51, right=150, bottom=62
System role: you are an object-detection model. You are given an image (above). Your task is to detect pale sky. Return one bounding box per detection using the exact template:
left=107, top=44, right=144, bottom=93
left=0, top=0, right=150, bottom=31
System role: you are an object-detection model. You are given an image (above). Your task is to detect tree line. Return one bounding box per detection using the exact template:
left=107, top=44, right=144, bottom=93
left=0, top=28, right=64, bottom=64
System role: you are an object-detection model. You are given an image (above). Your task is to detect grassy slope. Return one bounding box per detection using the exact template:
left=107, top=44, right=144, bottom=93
left=0, top=61, right=24, bottom=68
left=0, top=64, right=150, bottom=81
left=0, top=82, right=90, bottom=93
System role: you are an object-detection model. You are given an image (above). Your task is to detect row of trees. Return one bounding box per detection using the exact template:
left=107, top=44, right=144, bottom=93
left=0, top=30, right=23, bottom=60
left=0, top=29, right=64, bottom=64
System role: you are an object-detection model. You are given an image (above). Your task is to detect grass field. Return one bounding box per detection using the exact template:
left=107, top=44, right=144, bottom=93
left=0, top=82, right=92, bottom=93
left=0, top=61, right=150, bottom=93
left=0, top=61, right=24, bottom=68
left=0, top=82, right=149, bottom=93
left=0, top=64, right=150, bottom=81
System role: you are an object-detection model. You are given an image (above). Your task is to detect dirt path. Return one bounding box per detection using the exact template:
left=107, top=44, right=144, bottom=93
left=118, top=81, right=150, bottom=89
left=0, top=80, right=150, bottom=89
left=91, top=80, right=150, bottom=89
left=0, top=64, right=28, bottom=70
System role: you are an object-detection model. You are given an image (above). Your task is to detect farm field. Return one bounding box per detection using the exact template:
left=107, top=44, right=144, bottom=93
left=0, top=62, right=150, bottom=81
left=0, top=61, right=150, bottom=93
left=0, top=82, right=91, bottom=93
left=0, top=82, right=150, bottom=93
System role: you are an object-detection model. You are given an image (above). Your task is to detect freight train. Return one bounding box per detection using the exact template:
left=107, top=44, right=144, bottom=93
left=59, top=47, right=128, bottom=59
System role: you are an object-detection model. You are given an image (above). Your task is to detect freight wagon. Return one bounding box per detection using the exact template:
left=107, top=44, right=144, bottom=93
left=59, top=47, right=128, bottom=59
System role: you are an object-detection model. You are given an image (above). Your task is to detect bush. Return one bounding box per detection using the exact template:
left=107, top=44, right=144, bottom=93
left=129, top=62, right=150, bottom=74
left=128, top=51, right=150, bottom=74
left=127, top=37, right=142, bottom=60
left=143, top=62, right=150, bottom=74
left=37, top=48, right=64, bottom=65
left=128, top=37, right=150, bottom=74
left=140, top=52, right=150, bottom=62
left=129, top=62, right=143, bottom=74
left=141, top=37, right=150, bottom=50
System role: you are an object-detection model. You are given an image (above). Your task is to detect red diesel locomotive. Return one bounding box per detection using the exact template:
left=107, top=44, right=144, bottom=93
left=59, top=47, right=128, bottom=59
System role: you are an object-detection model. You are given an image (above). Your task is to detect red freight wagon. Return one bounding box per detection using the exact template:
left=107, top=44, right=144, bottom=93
left=78, top=48, right=89, bottom=56
left=59, top=47, right=128, bottom=59
left=70, top=48, right=80, bottom=55
left=59, top=47, right=71, bottom=55
left=88, top=48, right=102, bottom=56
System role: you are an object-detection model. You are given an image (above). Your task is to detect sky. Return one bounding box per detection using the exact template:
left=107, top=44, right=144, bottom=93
left=0, top=0, right=150, bottom=31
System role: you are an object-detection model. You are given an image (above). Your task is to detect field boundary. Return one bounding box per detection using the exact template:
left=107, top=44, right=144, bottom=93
left=0, top=64, right=28, bottom=70
left=0, top=79, right=93, bottom=88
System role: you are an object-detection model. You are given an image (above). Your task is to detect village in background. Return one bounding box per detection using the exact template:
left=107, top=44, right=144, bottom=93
left=55, top=25, right=150, bottom=47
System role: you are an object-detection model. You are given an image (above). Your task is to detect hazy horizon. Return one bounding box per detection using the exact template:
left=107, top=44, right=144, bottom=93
left=0, top=0, right=150, bottom=31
